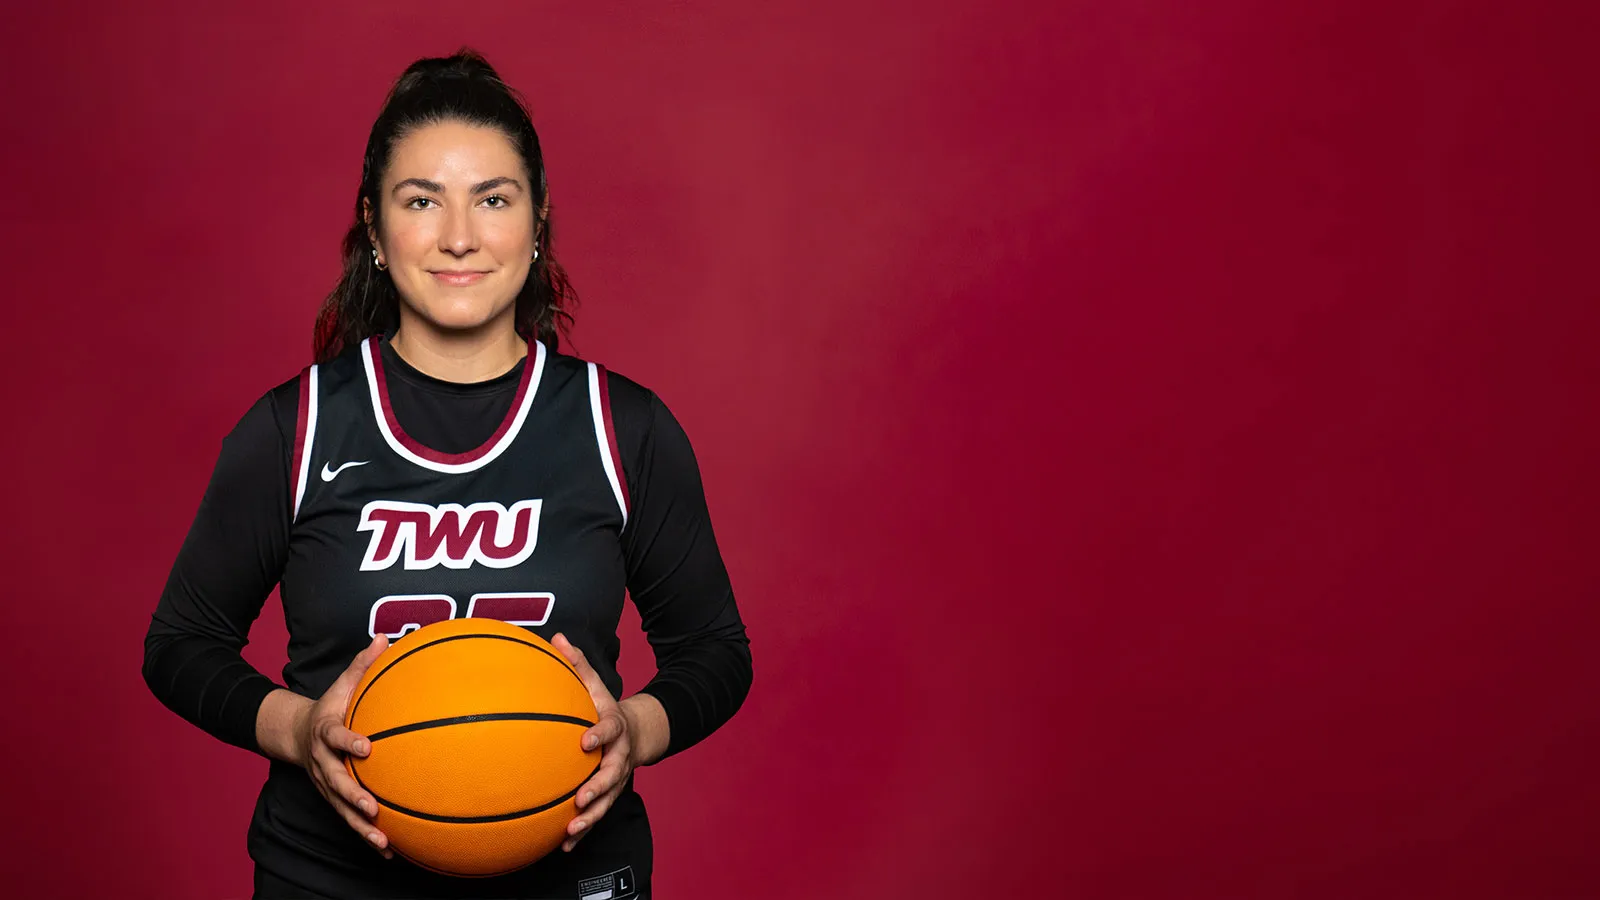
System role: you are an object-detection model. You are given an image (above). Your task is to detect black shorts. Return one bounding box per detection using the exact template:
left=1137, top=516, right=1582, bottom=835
left=251, top=788, right=653, bottom=900
left=252, top=853, right=653, bottom=900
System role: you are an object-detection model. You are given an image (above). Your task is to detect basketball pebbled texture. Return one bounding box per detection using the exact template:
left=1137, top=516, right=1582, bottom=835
left=343, top=618, right=601, bottom=876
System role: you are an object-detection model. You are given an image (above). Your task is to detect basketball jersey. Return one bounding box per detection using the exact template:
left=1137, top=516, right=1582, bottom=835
left=241, top=336, right=671, bottom=896
left=282, top=336, right=631, bottom=703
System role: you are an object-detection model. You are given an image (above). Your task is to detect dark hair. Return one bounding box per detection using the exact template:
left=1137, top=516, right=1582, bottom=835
left=313, top=49, right=577, bottom=363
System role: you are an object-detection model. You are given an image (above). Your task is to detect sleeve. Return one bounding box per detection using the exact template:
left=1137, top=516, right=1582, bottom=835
left=141, top=379, right=297, bottom=756
left=612, top=376, right=754, bottom=760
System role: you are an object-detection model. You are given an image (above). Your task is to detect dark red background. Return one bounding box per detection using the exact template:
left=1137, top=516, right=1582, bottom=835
left=2, top=1, right=1597, bottom=897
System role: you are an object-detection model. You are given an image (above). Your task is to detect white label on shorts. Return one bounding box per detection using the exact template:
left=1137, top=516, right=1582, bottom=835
left=579, top=865, right=637, bottom=900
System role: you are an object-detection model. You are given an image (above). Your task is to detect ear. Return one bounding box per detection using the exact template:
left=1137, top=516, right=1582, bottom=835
left=535, top=190, right=551, bottom=244
left=362, top=196, right=380, bottom=253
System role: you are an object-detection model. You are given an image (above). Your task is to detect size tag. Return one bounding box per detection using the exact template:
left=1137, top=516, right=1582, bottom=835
left=578, top=865, right=638, bottom=900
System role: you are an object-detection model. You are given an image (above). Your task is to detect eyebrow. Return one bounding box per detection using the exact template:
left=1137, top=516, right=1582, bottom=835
left=391, top=176, right=525, bottom=196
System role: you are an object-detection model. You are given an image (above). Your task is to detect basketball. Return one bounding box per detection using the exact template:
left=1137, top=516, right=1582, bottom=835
left=342, top=618, right=601, bottom=877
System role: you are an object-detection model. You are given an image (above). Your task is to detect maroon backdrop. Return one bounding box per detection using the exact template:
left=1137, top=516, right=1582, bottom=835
left=2, top=1, right=1597, bottom=897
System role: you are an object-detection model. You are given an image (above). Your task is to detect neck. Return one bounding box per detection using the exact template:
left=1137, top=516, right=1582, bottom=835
left=388, top=313, right=528, bottom=383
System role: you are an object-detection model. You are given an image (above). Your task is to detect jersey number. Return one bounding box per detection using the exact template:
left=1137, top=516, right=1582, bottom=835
left=367, top=593, right=555, bottom=638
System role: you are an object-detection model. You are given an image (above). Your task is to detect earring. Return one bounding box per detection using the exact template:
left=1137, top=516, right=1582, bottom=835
left=533, top=247, right=540, bottom=262
left=372, top=248, right=387, bottom=271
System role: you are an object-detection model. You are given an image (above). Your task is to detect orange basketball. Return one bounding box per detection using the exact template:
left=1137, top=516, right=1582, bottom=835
left=342, top=618, right=601, bottom=877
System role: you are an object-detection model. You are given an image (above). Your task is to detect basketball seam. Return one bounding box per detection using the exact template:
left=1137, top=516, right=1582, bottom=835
left=351, top=758, right=603, bottom=824
left=366, top=712, right=597, bottom=743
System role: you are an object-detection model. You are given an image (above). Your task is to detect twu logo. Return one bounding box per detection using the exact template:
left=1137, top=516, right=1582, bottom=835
left=357, top=499, right=542, bottom=571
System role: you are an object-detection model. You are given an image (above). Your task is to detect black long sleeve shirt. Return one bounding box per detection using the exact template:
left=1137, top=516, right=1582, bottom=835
left=141, top=339, right=751, bottom=894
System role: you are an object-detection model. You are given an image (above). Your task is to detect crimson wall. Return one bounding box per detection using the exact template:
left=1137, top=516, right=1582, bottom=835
left=1, top=2, right=1596, bottom=897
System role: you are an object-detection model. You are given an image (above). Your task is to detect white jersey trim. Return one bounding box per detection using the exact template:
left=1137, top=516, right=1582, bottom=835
left=292, top=364, right=319, bottom=522
left=361, top=338, right=545, bottom=475
left=588, top=362, right=629, bottom=529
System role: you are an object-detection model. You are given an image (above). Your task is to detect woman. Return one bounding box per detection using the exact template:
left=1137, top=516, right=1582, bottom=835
left=142, top=50, right=752, bottom=899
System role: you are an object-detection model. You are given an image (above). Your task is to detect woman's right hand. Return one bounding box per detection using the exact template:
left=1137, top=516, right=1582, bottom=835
left=292, top=633, right=393, bottom=859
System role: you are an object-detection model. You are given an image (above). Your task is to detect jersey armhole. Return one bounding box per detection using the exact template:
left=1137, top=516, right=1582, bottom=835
left=289, top=364, right=319, bottom=523
left=587, top=362, right=630, bottom=529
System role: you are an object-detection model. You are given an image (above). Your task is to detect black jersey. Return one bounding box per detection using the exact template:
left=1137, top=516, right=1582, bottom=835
left=143, top=336, right=752, bottom=900
left=285, top=336, right=632, bottom=702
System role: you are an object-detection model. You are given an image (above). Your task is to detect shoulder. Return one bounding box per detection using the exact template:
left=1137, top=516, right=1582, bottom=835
left=305, top=340, right=373, bottom=395
left=558, top=355, right=666, bottom=486
left=204, top=370, right=303, bottom=490
left=229, top=372, right=301, bottom=449
left=237, top=345, right=358, bottom=455
left=543, top=348, right=658, bottom=432
left=600, top=365, right=659, bottom=439
left=594, top=364, right=707, bottom=483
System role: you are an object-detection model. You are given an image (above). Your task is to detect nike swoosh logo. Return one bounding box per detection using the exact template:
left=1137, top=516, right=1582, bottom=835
left=320, top=460, right=371, bottom=482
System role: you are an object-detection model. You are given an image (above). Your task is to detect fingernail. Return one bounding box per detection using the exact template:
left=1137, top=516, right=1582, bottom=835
left=354, top=740, right=369, bottom=755
left=362, top=800, right=375, bottom=816
left=583, top=735, right=597, bottom=751
left=368, top=833, right=383, bottom=847
left=582, top=792, right=594, bottom=806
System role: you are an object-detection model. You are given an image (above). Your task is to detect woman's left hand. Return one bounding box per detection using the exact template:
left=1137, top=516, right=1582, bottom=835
left=551, top=633, right=635, bottom=853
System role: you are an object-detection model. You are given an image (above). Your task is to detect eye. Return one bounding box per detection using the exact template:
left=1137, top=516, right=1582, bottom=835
left=405, top=197, right=437, bottom=210
left=482, top=195, right=510, bottom=209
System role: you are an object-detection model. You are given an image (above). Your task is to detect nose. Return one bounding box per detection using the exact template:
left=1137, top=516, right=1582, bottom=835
left=438, top=201, right=478, bottom=257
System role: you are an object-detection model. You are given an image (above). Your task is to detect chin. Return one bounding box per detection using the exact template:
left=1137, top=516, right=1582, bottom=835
left=413, top=295, right=516, bottom=333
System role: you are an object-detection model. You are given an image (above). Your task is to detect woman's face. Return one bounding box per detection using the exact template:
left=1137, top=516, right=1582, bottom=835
left=369, top=121, right=540, bottom=337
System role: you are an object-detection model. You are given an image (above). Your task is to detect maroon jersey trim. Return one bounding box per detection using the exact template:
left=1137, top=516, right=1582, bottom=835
left=596, top=364, right=630, bottom=513
left=361, top=337, right=542, bottom=471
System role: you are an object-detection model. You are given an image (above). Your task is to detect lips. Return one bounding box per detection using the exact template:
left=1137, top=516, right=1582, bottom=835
left=430, top=270, right=490, bottom=286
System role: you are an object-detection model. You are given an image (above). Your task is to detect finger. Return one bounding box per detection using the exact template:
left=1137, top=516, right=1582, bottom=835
left=573, top=782, right=625, bottom=833
left=562, top=817, right=590, bottom=853
left=565, top=782, right=626, bottom=852
left=551, top=633, right=615, bottom=710
left=312, top=742, right=379, bottom=820
left=577, top=740, right=630, bottom=808
left=319, top=780, right=389, bottom=853
left=304, top=756, right=382, bottom=853
left=581, top=709, right=626, bottom=754
left=338, top=634, right=390, bottom=686
left=314, top=762, right=391, bottom=858
left=550, top=632, right=585, bottom=667
left=350, top=632, right=390, bottom=674
left=319, top=720, right=373, bottom=759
